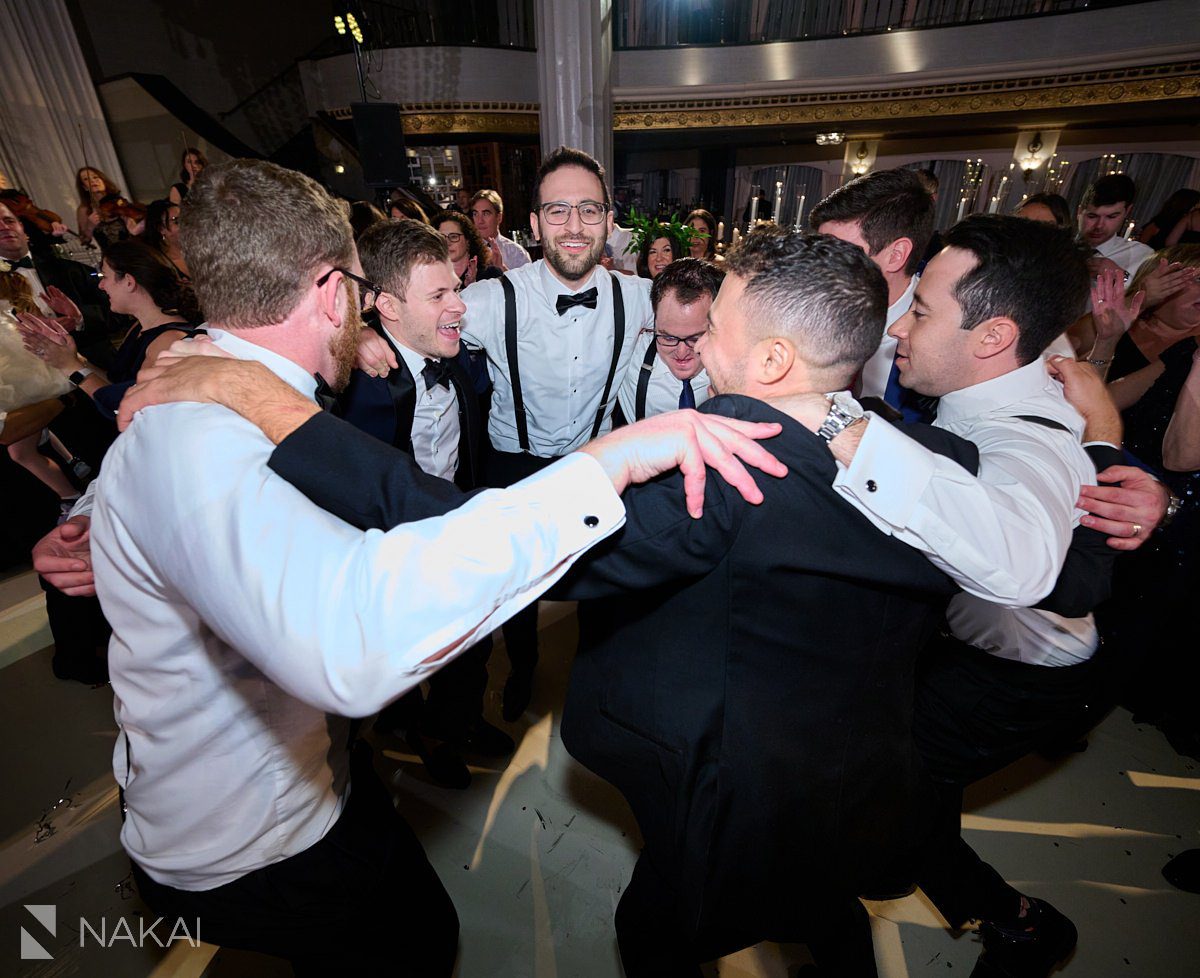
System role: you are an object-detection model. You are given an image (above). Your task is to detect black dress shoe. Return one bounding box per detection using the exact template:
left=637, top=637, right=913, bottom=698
left=971, top=897, right=1077, bottom=978
left=1162, top=849, right=1200, bottom=894
left=406, top=732, right=471, bottom=790
left=502, top=667, right=535, bottom=722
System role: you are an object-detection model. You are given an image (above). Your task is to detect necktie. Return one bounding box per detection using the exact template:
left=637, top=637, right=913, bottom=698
left=421, top=358, right=452, bottom=391
left=678, top=380, right=696, bottom=410
left=555, top=287, right=598, bottom=316
left=7, top=255, right=34, bottom=271
left=313, top=373, right=337, bottom=412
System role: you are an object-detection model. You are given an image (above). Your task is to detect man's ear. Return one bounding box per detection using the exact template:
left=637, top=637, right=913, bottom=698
left=880, top=237, right=914, bottom=276
left=974, top=316, right=1020, bottom=360
left=315, top=268, right=344, bottom=326
left=758, top=336, right=796, bottom=386
left=374, top=290, right=401, bottom=322
left=529, top=212, right=541, bottom=244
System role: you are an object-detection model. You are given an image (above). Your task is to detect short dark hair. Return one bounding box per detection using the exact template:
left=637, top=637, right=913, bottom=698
left=470, top=189, right=504, bottom=216
left=650, top=256, right=724, bottom=313
left=723, top=227, right=887, bottom=375
left=388, top=195, right=429, bottom=225
left=942, top=214, right=1089, bottom=365
left=809, top=168, right=934, bottom=277
left=431, top=209, right=492, bottom=266
left=1082, top=174, right=1136, bottom=209
left=103, top=239, right=199, bottom=320
left=531, top=146, right=611, bottom=212
left=1017, top=193, right=1071, bottom=228
left=348, top=200, right=387, bottom=241
left=357, top=218, right=449, bottom=302
left=914, top=168, right=939, bottom=194
left=685, top=208, right=717, bottom=259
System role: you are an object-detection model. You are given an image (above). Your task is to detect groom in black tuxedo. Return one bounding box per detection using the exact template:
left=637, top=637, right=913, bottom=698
left=338, top=219, right=512, bottom=787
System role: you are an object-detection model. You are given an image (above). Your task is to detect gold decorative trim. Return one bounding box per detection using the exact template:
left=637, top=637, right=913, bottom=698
left=330, top=102, right=539, bottom=135
left=613, top=61, right=1200, bottom=131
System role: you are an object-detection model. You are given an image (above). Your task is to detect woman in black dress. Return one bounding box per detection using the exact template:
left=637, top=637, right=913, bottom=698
left=15, top=240, right=201, bottom=422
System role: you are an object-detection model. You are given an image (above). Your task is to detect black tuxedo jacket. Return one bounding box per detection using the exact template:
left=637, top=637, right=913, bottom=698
left=336, top=328, right=486, bottom=490
left=30, top=253, right=116, bottom=369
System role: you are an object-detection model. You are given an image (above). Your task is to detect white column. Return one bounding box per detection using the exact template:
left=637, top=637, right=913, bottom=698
left=533, top=0, right=613, bottom=180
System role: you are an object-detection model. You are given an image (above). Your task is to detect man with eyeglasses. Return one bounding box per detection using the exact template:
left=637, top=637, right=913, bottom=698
left=617, top=257, right=721, bottom=423
left=361, top=147, right=656, bottom=721
left=40, top=159, right=785, bottom=976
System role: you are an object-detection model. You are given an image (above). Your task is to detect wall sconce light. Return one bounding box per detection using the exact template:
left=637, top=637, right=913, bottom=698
left=1021, top=132, right=1045, bottom=180
left=850, top=143, right=870, bottom=176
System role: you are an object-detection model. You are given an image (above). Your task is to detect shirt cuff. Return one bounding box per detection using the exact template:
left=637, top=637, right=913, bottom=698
left=509, top=452, right=626, bottom=546
left=831, top=414, right=938, bottom=527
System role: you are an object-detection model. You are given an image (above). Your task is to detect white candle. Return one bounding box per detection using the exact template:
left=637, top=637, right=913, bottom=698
left=1124, top=221, right=1136, bottom=240
left=988, top=196, right=999, bottom=214
left=793, top=194, right=806, bottom=231
left=732, top=227, right=741, bottom=247
left=716, top=220, right=724, bottom=243
left=773, top=181, right=783, bottom=226
left=956, top=197, right=967, bottom=222
left=747, top=191, right=760, bottom=232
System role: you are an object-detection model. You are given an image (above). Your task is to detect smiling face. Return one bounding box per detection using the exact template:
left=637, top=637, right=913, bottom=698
left=688, top=217, right=711, bottom=257
left=655, top=289, right=710, bottom=381
left=383, top=258, right=468, bottom=360
left=531, top=164, right=612, bottom=286
left=162, top=205, right=181, bottom=242
left=0, top=204, right=30, bottom=260
left=647, top=236, right=675, bottom=279
left=888, top=246, right=982, bottom=397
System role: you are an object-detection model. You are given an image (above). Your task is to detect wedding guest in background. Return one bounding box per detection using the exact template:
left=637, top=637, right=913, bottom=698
left=685, top=208, right=718, bottom=260
left=169, top=146, right=207, bottom=205
left=348, top=200, right=387, bottom=241
left=141, top=199, right=190, bottom=279
left=1142, top=188, right=1200, bottom=249
left=470, top=189, right=530, bottom=271
left=432, top=209, right=502, bottom=290
left=1017, top=192, right=1072, bottom=228
left=388, top=194, right=430, bottom=225
left=75, top=166, right=122, bottom=247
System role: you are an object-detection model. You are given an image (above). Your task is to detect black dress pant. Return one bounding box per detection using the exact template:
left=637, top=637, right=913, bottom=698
left=913, top=635, right=1100, bottom=928
left=131, top=745, right=458, bottom=977
left=377, top=636, right=493, bottom=739
left=482, top=447, right=559, bottom=676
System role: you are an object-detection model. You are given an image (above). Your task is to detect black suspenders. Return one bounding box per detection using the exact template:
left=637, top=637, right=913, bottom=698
left=500, top=273, right=625, bottom=453
left=634, top=339, right=657, bottom=422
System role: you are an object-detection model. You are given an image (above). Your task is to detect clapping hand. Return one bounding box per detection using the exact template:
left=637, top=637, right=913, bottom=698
left=39, top=286, right=84, bottom=331
left=1090, top=266, right=1143, bottom=345
left=15, top=311, right=79, bottom=372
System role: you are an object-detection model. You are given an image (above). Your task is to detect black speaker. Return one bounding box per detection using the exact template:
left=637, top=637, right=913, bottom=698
left=352, top=102, right=407, bottom=188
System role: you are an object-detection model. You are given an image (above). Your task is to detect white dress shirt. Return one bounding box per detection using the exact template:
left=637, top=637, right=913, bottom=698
left=606, top=226, right=639, bottom=273
left=1095, top=235, right=1154, bottom=279
left=617, top=328, right=711, bottom=421
left=832, top=359, right=1095, bottom=611
left=461, top=260, right=653, bottom=455
left=90, top=327, right=625, bottom=890
left=858, top=274, right=918, bottom=400
left=386, top=331, right=459, bottom=482
left=495, top=233, right=530, bottom=270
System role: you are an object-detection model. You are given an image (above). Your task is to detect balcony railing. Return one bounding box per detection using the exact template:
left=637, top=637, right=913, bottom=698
left=615, top=0, right=1155, bottom=49
left=356, top=0, right=536, bottom=50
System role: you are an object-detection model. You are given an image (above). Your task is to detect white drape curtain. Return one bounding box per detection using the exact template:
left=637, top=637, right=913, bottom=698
left=0, top=0, right=127, bottom=227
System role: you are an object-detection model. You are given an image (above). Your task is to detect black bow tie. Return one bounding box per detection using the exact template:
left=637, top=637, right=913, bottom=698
left=555, top=287, right=598, bottom=316
left=7, top=255, right=34, bottom=271
left=421, top=358, right=452, bottom=391
left=313, top=373, right=337, bottom=412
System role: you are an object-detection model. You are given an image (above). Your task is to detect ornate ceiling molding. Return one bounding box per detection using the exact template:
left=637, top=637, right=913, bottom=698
left=330, top=102, right=539, bottom=135
left=612, top=61, right=1200, bottom=131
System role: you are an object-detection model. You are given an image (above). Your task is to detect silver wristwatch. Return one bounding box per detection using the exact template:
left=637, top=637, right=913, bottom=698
left=816, top=391, right=865, bottom=442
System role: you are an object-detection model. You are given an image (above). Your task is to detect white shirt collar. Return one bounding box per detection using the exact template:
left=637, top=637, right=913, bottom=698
left=935, top=358, right=1060, bottom=426
left=537, top=258, right=601, bottom=309
left=380, top=325, right=433, bottom=379
left=206, top=327, right=319, bottom=401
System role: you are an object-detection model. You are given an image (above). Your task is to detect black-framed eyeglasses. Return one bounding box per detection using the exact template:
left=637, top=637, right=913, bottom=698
left=654, top=331, right=705, bottom=350
left=539, top=201, right=608, bottom=225
left=442, top=231, right=464, bottom=243
left=317, top=266, right=380, bottom=311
